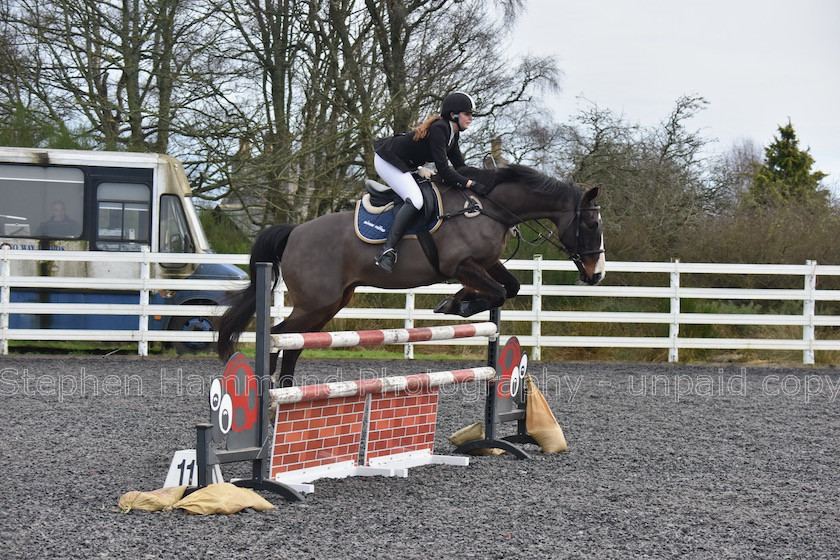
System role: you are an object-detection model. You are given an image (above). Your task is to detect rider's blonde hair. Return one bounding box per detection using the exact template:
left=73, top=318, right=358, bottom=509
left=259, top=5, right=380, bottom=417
left=412, top=114, right=441, bottom=141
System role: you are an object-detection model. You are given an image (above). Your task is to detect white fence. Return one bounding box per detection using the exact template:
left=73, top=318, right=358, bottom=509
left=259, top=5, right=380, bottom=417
left=2, top=248, right=840, bottom=363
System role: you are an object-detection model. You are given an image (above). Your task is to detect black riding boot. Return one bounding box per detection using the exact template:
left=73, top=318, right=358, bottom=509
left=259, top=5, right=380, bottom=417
left=376, top=202, right=421, bottom=273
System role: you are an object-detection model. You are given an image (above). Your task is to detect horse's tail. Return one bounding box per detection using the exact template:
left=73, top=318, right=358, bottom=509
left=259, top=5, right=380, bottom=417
left=216, top=224, right=297, bottom=360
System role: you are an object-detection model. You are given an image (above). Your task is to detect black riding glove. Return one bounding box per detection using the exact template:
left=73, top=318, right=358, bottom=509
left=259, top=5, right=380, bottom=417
left=471, top=181, right=493, bottom=197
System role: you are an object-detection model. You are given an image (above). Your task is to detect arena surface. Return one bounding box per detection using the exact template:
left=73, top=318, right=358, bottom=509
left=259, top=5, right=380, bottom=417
left=1, top=356, right=838, bottom=559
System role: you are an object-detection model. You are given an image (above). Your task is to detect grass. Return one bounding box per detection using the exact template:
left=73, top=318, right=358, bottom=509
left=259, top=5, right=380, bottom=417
left=8, top=338, right=838, bottom=367
left=8, top=340, right=150, bottom=356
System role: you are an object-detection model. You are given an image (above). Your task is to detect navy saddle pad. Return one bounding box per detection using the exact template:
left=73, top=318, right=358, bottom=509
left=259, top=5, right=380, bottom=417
left=354, top=184, right=444, bottom=244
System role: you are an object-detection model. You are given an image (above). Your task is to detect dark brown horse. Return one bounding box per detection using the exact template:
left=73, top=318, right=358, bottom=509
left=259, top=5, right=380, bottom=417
left=217, top=163, right=605, bottom=387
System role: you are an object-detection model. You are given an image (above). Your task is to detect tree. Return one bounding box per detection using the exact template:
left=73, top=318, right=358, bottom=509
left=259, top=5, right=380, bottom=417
left=2, top=0, right=224, bottom=152
left=743, top=121, right=829, bottom=208
left=704, top=138, right=761, bottom=214
left=195, top=0, right=560, bottom=228
left=1, top=0, right=562, bottom=231
left=535, top=95, right=718, bottom=261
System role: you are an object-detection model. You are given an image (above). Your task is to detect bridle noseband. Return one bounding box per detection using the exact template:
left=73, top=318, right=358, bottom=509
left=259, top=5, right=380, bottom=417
left=559, top=203, right=605, bottom=274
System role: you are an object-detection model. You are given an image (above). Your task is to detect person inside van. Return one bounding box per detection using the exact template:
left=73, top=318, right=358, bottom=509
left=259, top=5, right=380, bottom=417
left=37, top=201, right=81, bottom=237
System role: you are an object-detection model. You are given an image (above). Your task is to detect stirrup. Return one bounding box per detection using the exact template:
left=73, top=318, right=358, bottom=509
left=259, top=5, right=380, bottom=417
left=375, top=248, right=397, bottom=273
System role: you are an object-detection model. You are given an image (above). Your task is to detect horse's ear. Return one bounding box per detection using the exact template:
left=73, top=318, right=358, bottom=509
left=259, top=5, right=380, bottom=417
left=582, top=186, right=600, bottom=204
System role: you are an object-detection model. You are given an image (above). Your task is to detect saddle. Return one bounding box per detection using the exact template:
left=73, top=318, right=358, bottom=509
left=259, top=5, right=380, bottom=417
left=354, top=178, right=444, bottom=244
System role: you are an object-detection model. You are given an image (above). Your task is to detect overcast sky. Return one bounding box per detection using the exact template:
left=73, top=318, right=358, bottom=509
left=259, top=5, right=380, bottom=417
left=508, top=0, right=840, bottom=191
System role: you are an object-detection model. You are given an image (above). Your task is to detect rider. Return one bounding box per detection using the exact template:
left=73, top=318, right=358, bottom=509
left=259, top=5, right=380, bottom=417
left=372, top=91, right=489, bottom=273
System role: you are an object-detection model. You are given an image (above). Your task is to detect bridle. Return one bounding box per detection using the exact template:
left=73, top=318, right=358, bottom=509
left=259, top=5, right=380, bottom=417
left=519, top=202, right=604, bottom=276
left=453, top=187, right=604, bottom=275
left=457, top=154, right=604, bottom=274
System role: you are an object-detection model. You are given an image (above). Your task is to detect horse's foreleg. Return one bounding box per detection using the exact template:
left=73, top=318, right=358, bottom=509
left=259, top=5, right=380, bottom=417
left=435, top=260, right=521, bottom=314
left=445, top=258, right=507, bottom=317
left=487, top=261, right=520, bottom=299
left=433, top=287, right=470, bottom=315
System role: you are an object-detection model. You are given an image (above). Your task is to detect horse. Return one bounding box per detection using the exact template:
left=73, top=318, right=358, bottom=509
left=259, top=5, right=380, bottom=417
left=217, top=163, right=605, bottom=387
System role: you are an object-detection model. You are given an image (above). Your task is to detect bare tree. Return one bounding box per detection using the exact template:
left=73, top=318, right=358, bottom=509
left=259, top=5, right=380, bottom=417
left=545, top=97, right=720, bottom=261
left=706, top=138, right=761, bottom=213
left=197, top=0, right=561, bottom=229
left=4, top=0, right=222, bottom=152
left=2, top=0, right=565, bottom=235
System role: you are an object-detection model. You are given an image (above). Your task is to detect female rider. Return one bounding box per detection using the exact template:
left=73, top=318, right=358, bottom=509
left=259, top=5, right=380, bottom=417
left=373, top=91, right=488, bottom=273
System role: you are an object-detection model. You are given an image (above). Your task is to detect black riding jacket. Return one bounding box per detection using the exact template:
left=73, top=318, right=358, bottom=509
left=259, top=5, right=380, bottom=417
left=374, top=118, right=471, bottom=188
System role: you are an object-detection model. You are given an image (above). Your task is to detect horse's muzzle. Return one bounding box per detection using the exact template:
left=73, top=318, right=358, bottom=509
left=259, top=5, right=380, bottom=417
left=576, top=251, right=606, bottom=285
left=580, top=272, right=602, bottom=285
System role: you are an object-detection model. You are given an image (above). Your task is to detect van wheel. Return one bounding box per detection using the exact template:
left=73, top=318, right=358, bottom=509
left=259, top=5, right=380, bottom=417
left=169, top=315, right=215, bottom=354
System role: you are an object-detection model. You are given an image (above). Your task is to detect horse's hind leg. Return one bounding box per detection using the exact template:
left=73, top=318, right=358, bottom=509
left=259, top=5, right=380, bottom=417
left=273, top=312, right=337, bottom=387
left=268, top=313, right=322, bottom=388
left=269, top=286, right=357, bottom=387
left=274, top=349, right=302, bottom=388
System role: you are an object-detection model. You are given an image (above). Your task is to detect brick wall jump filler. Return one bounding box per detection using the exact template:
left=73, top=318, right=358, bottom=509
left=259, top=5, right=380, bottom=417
left=269, top=368, right=495, bottom=478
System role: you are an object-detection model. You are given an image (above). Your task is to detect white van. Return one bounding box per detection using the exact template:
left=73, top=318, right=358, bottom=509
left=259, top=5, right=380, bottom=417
left=0, top=147, right=246, bottom=352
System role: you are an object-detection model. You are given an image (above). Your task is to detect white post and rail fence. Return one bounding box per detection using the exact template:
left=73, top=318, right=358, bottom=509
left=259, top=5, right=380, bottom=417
left=1, top=247, right=839, bottom=363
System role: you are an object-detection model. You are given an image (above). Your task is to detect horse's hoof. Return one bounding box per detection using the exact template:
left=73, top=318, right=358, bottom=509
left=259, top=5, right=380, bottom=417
left=457, top=305, right=474, bottom=317
left=458, top=297, right=494, bottom=317
left=434, top=297, right=455, bottom=314
left=457, top=300, right=481, bottom=317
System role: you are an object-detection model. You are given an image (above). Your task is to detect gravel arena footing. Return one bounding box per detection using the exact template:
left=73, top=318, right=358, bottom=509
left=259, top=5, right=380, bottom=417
left=1, top=356, right=839, bottom=559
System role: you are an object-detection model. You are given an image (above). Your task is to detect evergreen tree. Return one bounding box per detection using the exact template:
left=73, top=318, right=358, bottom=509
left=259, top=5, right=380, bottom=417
left=744, top=121, right=828, bottom=207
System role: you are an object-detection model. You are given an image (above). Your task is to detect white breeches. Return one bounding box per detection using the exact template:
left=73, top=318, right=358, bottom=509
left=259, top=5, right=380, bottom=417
left=374, top=154, right=423, bottom=210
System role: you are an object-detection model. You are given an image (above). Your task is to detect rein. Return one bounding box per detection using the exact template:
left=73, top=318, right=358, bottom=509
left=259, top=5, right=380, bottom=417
left=447, top=187, right=604, bottom=272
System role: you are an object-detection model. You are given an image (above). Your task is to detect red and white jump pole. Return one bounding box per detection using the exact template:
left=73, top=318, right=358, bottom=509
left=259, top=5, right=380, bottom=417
left=270, top=322, right=498, bottom=352
left=270, top=367, right=496, bottom=404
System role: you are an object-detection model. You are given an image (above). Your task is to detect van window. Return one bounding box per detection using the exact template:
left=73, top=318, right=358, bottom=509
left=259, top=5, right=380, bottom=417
left=159, top=194, right=194, bottom=254
left=0, top=164, right=84, bottom=238
left=96, top=182, right=150, bottom=251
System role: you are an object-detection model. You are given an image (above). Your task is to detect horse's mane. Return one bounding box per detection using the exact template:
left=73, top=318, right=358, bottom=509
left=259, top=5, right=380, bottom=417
left=458, top=164, right=581, bottom=201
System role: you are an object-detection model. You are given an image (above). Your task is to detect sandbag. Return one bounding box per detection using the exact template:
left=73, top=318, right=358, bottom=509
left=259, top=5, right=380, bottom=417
left=448, top=422, right=505, bottom=456
left=118, top=486, right=187, bottom=513
left=526, top=374, right=568, bottom=453
left=168, top=483, right=274, bottom=515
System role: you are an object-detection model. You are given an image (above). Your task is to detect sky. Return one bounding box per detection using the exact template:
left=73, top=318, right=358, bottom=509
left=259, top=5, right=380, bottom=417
left=508, top=0, right=840, bottom=192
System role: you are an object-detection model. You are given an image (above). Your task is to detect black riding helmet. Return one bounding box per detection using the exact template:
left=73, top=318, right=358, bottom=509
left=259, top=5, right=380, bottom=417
left=441, top=92, right=476, bottom=122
